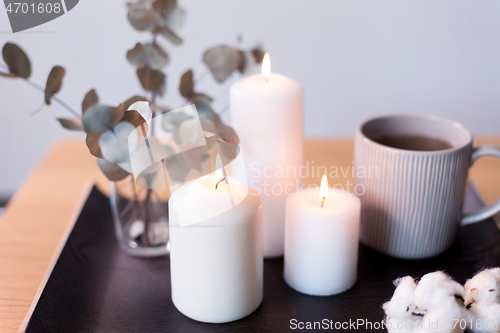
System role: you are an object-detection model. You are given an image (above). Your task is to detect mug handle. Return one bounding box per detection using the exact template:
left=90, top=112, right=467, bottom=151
left=462, top=144, right=500, bottom=225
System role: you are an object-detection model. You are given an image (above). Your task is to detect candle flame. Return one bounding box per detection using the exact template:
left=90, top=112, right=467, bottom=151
left=320, top=175, right=328, bottom=207
left=214, top=154, right=225, bottom=189
left=214, top=168, right=225, bottom=189
left=262, top=53, right=271, bottom=80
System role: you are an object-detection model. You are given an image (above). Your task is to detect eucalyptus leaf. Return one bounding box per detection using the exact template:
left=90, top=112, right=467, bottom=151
left=179, top=70, right=212, bottom=103
left=123, top=95, right=148, bottom=112
left=152, top=0, right=176, bottom=18
left=252, top=47, right=266, bottom=63
left=179, top=69, right=194, bottom=100
left=238, top=51, right=256, bottom=75
left=83, top=105, right=124, bottom=135
left=96, top=158, right=129, bottom=181
left=86, top=133, right=103, bottom=158
left=122, top=110, right=148, bottom=133
left=158, top=25, right=182, bottom=45
left=44, top=66, right=65, bottom=105
left=136, top=68, right=166, bottom=96
left=218, top=124, right=239, bottom=145
left=126, top=43, right=169, bottom=70
left=165, top=6, right=186, bottom=30
left=82, top=89, right=98, bottom=116
left=202, top=45, right=240, bottom=82
left=127, top=8, right=163, bottom=31
left=99, top=121, right=138, bottom=163
left=2, top=43, right=31, bottom=79
left=56, top=118, right=84, bottom=131
left=147, top=44, right=169, bottom=69
left=194, top=97, right=212, bottom=119
left=126, top=44, right=144, bottom=67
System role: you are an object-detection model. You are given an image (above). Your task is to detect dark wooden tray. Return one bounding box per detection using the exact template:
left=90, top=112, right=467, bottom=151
left=26, top=186, right=500, bottom=332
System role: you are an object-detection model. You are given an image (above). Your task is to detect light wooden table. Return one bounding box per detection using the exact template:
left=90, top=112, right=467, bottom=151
left=1, top=139, right=500, bottom=332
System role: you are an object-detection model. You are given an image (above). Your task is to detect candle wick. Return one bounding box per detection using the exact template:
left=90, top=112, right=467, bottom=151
left=263, top=77, right=269, bottom=83
left=321, top=196, right=326, bottom=208
left=215, top=177, right=226, bottom=189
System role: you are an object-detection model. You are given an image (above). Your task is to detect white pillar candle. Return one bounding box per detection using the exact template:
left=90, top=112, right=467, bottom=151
left=168, top=172, right=263, bottom=323
left=284, top=176, right=361, bottom=296
left=230, top=53, right=304, bottom=258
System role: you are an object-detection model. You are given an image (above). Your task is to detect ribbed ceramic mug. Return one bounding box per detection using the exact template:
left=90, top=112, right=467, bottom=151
left=354, top=115, right=500, bottom=259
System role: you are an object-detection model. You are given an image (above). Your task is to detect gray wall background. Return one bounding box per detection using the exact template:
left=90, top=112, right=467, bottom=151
left=1, top=0, right=500, bottom=196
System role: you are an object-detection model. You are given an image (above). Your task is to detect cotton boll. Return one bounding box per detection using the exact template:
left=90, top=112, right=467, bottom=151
left=465, top=269, right=500, bottom=306
left=384, top=276, right=418, bottom=318
left=487, top=268, right=500, bottom=280
left=413, top=271, right=468, bottom=333
left=467, top=302, right=500, bottom=333
left=464, top=268, right=500, bottom=332
left=414, top=271, right=465, bottom=312
left=384, top=276, right=426, bottom=333
left=419, top=297, right=470, bottom=333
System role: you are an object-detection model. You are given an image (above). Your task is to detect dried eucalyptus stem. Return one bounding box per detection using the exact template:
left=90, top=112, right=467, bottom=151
left=140, top=27, right=161, bottom=246
left=0, top=61, right=79, bottom=117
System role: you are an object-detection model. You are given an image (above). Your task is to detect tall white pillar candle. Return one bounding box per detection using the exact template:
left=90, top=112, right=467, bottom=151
left=284, top=176, right=361, bottom=296
left=169, top=173, right=263, bottom=323
left=230, top=54, right=304, bottom=258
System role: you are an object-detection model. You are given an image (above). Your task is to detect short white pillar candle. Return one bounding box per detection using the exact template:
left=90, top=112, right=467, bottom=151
left=169, top=172, right=263, bottom=323
left=284, top=176, right=361, bottom=296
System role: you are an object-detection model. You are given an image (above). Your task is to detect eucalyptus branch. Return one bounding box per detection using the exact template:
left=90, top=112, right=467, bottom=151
left=25, top=79, right=80, bottom=118
left=0, top=61, right=80, bottom=118
left=1, top=0, right=259, bottom=252
left=140, top=26, right=162, bottom=247
left=51, top=95, right=80, bottom=118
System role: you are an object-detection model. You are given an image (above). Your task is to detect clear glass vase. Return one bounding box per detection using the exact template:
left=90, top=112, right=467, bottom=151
left=109, top=176, right=170, bottom=257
